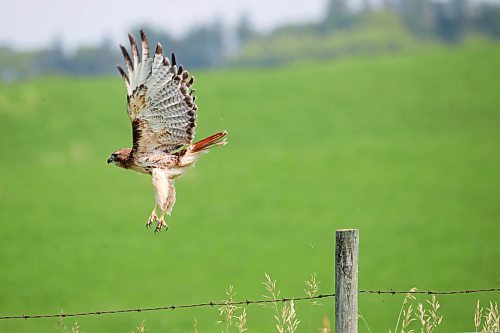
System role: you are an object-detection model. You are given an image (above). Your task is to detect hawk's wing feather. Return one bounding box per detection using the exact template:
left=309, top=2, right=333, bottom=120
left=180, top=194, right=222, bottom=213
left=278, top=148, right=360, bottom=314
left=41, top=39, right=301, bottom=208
left=117, top=30, right=197, bottom=155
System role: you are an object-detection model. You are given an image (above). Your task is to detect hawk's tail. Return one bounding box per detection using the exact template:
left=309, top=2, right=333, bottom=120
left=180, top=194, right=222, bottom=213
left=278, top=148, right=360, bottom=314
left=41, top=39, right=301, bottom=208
left=190, top=131, right=228, bottom=153
left=178, top=131, right=227, bottom=167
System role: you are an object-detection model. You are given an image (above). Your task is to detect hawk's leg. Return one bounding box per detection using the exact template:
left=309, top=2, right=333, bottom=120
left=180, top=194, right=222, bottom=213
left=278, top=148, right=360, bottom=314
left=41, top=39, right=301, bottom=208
left=146, top=204, right=158, bottom=228
left=154, top=184, right=176, bottom=233
left=151, top=169, right=176, bottom=233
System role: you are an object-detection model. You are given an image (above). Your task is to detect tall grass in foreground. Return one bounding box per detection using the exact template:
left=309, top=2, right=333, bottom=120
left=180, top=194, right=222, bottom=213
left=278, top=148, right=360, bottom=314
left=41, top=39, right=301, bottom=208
left=474, top=301, right=499, bottom=333
left=263, top=273, right=300, bottom=333
left=389, top=288, right=443, bottom=333
left=56, top=275, right=499, bottom=333
left=388, top=291, right=499, bottom=333
left=216, top=285, right=247, bottom=333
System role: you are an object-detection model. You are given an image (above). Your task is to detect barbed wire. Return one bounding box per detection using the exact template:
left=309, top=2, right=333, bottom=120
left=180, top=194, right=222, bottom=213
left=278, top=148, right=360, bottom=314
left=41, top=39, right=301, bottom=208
left=0, top=288, right=498, bottom=321
left=359, top=288, right=500, bottom=295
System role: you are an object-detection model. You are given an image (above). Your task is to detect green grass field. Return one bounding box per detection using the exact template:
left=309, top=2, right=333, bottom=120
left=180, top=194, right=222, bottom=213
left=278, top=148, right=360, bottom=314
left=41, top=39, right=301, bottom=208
left=0, top=42, right=499, bottom=333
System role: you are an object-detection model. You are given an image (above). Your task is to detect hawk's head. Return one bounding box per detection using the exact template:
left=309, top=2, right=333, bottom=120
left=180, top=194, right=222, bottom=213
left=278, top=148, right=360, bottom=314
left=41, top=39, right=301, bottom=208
left=107, top=148, right=132, bottom=168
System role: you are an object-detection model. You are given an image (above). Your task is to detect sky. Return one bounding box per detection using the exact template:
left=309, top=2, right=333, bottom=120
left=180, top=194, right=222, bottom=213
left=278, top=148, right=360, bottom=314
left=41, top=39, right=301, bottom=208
left=1, top=0, right=498, bottom=50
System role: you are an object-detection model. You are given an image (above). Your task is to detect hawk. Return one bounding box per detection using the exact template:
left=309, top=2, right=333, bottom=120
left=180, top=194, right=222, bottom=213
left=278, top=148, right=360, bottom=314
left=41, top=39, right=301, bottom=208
left=107, top=30, right=227, bottom=233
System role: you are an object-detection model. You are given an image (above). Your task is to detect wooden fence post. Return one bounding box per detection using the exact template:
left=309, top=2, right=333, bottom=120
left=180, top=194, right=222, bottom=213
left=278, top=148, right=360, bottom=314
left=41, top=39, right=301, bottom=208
left=335, top=229, right=359, bottom=333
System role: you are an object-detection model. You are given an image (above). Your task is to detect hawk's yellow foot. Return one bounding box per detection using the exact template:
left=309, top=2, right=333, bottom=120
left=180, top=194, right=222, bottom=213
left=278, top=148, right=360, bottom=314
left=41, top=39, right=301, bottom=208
left=154, top=216, right=168, bottom=233
left=146, top=206, right=158, bottom=228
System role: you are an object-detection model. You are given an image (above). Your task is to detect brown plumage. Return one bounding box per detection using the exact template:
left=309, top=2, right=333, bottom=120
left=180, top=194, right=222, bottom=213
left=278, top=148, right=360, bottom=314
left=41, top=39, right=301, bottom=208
left=108, top=30, right=227, bottom=233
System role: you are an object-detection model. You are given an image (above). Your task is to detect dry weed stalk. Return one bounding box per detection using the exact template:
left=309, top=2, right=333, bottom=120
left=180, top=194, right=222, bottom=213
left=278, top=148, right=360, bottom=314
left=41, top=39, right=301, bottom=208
left=57, top=316, right=83, bottom=333
left=193, top=318, right=199, bottom=333
left=264, top=273, right=282, bottom=331
left=217, top=285, right=247, bottom=333
left=401, top=302, right=415, bottom=333
left=217, top=285, right=240, bottom=333
left=390, top=288, right=442, bottom=333
left=474, top=301, right=483, bottom=331
left=390, top=287, right=417, bottom=333
left=474, top=301, right=499, bottom=332
left=320, top=316, right=332, bottom=333
left=131, top=320, right=146, bottom=333
left=483, top=301, right=499, bottom=332
left=305, top=273, right=321, bottom=306
left=305, top=273, right=322, bottom=333
left=236, top=308, right=248, bottom=333
left=57, top=316, right=68, bottom=333
left=279, top=300, right=300, bottom=333
left=416, top=303, right=426, bottom=332
left=359, top=311, right=373, bottom=333
left=263, top=273, right=300, bottom=333
left=425, top=296, right=443, bottom=333
left=415, top=294, right=442, bottom=333
left=72, top=321, right=81, bottom=333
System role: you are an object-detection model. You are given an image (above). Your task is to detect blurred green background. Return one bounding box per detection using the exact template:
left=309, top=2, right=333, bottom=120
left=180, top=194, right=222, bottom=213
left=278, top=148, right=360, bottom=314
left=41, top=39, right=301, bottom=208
left=1, top=1, right=500, bottom=332
left=1, top=42, right=499, bottom=332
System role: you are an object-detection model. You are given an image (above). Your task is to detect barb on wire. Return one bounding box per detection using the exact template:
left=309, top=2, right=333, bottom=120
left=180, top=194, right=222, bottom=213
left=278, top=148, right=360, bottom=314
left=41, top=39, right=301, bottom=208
left=0, top=288, right=498, bottom=321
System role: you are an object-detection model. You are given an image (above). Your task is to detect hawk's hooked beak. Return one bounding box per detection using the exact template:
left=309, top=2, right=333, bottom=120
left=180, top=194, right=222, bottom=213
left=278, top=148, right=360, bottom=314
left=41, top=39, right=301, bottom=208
left=107, top=157, right=113, bottom=164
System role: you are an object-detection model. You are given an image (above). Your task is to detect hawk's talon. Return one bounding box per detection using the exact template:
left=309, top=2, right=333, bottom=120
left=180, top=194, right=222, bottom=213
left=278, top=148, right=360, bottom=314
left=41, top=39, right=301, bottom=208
left=147, top=212, right=158, bottom=229
left=154, top=217, right=168, bottom=233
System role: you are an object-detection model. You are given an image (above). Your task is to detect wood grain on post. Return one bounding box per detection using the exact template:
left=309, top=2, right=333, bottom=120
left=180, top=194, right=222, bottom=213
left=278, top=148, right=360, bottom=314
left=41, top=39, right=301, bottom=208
left=335, top=229, right=359, bottom=333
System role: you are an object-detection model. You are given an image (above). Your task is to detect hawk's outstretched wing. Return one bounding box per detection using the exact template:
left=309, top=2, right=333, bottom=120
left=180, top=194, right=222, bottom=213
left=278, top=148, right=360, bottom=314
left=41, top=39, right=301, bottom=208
left=117, top=30, right=197, bottom=155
